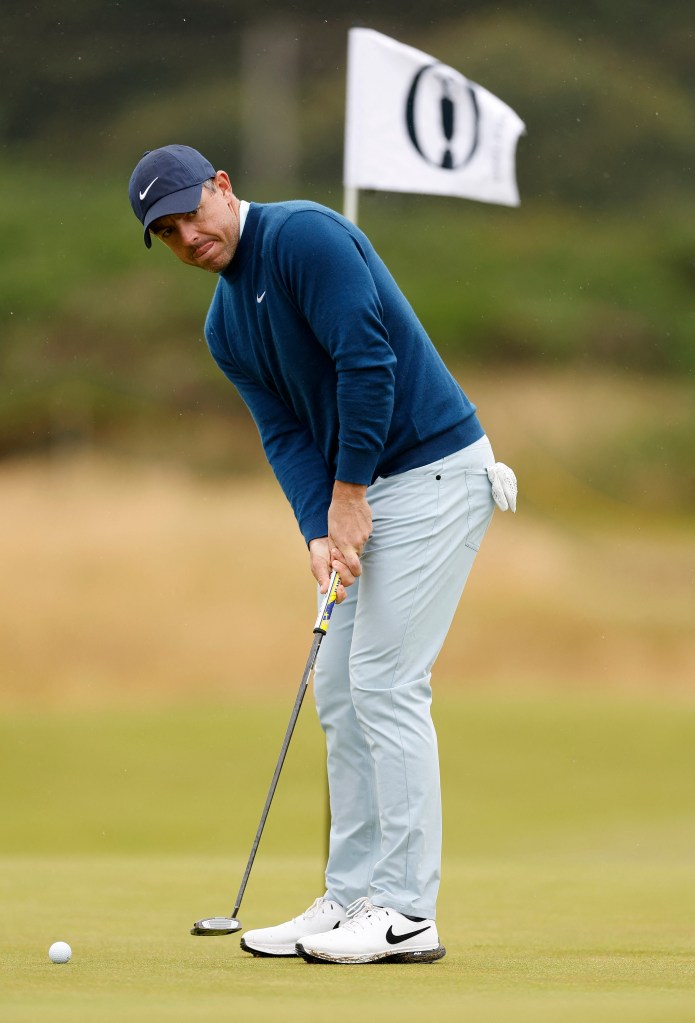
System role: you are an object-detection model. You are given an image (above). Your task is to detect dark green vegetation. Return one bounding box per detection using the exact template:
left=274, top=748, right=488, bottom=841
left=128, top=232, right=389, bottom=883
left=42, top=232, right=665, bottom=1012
left=1, top=695, right=694, bottom=1021
left=1, top=4, right=694, bottom=463
left=3, top=2, right=694, bottom=210
left=2, top=167, right=694, bottom=461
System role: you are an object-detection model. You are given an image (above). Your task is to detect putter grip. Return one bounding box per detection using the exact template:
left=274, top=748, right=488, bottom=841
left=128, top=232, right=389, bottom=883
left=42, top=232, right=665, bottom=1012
left=313, top=571, right=340, bottom=634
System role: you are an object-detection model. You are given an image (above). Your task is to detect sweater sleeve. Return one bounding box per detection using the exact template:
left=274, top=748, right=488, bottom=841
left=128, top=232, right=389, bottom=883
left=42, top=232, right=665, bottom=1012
left=207, top=335, right=334, bottom=545
left=273, top=211, right=397, bottom=485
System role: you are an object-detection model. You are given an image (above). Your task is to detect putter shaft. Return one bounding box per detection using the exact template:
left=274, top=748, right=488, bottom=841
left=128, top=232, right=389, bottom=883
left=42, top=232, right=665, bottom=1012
left=231, top=628, right=323, bottom=918
left=192, top=571, right=340, bottom=935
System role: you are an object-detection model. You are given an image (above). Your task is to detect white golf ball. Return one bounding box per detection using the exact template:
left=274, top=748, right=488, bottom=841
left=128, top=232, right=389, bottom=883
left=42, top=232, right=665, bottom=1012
left=48, top=941, right=72, bottom=964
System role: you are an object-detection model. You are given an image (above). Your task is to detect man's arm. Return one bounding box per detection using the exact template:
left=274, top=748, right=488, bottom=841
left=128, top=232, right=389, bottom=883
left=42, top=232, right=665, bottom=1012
left=274, top=210, right=397, bottom=487
left=274, top=210, right=398, bottom=583
left=210, top=351, right=368, bottom=602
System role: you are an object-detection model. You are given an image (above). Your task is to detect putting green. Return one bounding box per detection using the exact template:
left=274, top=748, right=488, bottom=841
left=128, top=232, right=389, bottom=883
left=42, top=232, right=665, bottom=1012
left=1, top=694, right=694, bottom=1022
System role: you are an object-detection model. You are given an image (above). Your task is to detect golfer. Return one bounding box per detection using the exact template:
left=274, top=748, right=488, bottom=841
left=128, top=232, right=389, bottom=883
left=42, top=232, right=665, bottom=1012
left=129, top=144, right=516, bottom=965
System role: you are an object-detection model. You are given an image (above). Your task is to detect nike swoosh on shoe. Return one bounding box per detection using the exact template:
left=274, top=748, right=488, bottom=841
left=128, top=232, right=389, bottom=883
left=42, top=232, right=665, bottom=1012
left=385, top=924, right=432, bottom=945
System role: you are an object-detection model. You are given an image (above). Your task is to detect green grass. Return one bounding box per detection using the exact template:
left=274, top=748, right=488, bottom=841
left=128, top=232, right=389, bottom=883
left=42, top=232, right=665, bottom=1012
left=1, top=694, right=694, bottom=1021
left=2, top=855, right=694, bottom=1023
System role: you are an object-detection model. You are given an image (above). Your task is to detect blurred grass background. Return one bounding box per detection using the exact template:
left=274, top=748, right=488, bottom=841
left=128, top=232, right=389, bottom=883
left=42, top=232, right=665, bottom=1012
left=1, top=2, right=694, bottom=1019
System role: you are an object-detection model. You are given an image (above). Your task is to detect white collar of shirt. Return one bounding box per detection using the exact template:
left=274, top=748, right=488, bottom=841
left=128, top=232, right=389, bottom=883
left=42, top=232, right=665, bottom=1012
left=238, top=200, right=250, bottom=236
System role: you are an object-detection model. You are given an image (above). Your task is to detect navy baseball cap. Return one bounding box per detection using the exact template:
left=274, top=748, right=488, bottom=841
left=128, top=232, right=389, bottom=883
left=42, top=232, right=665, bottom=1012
left=129, top=144, right=216, bottom=248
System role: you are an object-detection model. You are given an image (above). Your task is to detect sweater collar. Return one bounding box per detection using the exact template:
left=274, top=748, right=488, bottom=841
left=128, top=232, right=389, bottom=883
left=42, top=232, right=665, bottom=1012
left=221, top=202, right=259, bottom=282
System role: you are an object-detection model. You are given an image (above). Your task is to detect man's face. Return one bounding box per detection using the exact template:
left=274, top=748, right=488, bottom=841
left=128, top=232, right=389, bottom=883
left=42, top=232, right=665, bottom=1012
left=150, top=171, right=240, bottom=273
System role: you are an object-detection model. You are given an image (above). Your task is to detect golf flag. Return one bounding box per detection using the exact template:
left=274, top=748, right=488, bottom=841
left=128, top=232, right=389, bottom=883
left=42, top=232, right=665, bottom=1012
left=344, top=28, right=525, bottom=207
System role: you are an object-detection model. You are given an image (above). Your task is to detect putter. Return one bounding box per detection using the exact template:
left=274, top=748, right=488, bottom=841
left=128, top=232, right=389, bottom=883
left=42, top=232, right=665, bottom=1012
left=191, top=570, right=341, bottom=936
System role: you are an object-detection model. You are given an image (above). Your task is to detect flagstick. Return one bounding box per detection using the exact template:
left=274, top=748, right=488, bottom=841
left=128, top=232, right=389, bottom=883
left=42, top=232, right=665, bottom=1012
left=343, top=185, right=359, bottom=225
left=327, top=181, right=358, bottom=870
left=324, top=181, right=358, bottom=871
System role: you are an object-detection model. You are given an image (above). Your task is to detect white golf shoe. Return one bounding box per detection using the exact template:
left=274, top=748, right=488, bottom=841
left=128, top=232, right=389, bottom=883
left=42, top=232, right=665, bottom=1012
left=295, top=897, right=446, bottom=964
left=240, top=896, right=347, bottom=957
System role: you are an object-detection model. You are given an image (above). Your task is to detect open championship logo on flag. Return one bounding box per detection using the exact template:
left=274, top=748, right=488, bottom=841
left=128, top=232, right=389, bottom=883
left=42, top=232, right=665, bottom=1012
left=344, top=29, right=525, bottom=207
left=405, top=66, right=481, bottom=171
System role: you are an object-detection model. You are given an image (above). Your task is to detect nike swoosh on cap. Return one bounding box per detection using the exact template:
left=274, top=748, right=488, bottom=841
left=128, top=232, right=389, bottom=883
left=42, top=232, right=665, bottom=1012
left=385, top=924, right=431, bottom=945
left=139, top=177, right=159, bottom=201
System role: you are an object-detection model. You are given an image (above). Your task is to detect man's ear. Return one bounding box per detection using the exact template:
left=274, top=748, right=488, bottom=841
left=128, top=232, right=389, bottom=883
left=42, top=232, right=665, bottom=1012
left=215, top=170, right=232, bottom=195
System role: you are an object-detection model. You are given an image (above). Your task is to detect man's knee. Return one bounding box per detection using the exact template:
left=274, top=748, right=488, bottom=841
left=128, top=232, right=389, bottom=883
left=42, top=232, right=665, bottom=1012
left=349, top=672, right=435, bottom=730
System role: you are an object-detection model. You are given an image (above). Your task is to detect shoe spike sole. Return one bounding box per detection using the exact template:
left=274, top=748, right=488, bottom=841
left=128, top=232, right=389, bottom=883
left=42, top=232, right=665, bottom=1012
left=239, top=937, right=299, bottom=958
left=295, top=944, right=446, bottom=965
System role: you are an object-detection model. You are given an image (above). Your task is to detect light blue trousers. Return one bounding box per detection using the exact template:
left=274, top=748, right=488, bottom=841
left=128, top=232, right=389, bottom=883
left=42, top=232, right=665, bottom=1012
left=313, top=436, right=496, bottom=919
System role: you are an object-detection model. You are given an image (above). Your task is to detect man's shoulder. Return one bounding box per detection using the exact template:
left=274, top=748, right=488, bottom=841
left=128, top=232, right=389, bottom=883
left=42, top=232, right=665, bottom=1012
left=254, top=200, right=352, bottom=239
left=255, top=198, right=341, bottom=219
left=254, top=202, right=369, bottom=273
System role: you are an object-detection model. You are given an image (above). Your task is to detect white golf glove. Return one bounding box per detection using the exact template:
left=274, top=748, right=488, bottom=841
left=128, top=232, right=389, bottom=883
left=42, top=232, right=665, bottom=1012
left=487, top=462, right=517, bottom=513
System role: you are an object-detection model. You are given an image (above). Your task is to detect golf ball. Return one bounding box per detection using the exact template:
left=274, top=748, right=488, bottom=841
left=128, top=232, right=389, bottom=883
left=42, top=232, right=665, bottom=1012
left=48, top=941, right=72, bottom=964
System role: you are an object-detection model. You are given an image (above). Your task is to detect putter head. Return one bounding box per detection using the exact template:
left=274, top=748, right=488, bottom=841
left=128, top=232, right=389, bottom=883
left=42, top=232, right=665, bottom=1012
left=191, top=916, right=242, bottom=936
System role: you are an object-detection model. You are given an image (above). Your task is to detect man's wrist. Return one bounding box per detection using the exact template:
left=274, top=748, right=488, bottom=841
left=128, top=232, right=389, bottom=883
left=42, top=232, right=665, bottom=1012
left=333, top=480, right=368, bottom=501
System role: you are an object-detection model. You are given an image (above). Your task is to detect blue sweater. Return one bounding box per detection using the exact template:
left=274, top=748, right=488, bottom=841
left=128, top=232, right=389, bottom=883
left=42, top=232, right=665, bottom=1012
left=205, top=201, right=483, bottom=544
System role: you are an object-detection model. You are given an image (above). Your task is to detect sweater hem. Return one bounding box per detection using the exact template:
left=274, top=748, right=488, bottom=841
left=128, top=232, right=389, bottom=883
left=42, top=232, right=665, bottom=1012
left=376, top=416, right=484, bottom=481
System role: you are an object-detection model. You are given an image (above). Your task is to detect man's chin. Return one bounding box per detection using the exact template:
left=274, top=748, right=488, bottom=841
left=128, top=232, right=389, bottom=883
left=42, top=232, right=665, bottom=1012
left=188, top=254, right=227, bottom=274
left=192, top=244, right=231, bottom=273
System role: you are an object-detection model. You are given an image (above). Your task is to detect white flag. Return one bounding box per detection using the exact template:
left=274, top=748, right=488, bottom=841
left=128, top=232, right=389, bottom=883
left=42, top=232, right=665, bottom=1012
left=344, top=28, right=525, bottom=207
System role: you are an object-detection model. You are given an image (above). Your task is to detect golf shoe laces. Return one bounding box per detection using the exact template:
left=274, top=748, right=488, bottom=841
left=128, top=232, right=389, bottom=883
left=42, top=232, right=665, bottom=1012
left=342, top=898, right=387, bottom=930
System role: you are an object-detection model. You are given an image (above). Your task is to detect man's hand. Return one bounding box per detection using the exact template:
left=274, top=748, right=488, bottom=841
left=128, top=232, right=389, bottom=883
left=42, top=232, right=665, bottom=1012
left=327, top=480, right=372, bottom=587
left=308, top=483, right=372, bottom=601
left=309, top=536, right=348, bottom=603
